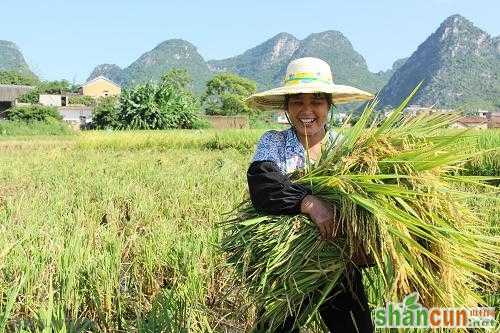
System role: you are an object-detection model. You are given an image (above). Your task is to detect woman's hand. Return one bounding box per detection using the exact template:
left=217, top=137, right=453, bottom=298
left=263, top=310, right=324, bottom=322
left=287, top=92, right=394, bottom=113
left=300, top=195, right=339, bottom=240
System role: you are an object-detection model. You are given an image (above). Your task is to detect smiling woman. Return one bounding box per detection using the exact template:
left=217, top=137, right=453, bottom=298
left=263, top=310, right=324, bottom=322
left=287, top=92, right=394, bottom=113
left=246, top=57, right=373, bottom=174
left=244, top=57, right=376, bottom=332
left=284, top=92, right=332, bottom=161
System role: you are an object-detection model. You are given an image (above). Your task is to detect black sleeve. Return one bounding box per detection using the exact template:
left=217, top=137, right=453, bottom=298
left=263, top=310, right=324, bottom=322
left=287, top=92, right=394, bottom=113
left=247, top=160, right=311, bottom=215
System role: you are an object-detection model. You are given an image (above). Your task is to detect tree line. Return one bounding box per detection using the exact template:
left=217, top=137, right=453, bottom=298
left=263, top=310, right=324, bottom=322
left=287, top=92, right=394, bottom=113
left=0, top=69, right=259, bottom=130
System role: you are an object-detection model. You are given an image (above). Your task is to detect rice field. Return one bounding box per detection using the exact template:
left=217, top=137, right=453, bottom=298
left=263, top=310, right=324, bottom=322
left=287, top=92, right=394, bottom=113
left=0, top=128, right=498, bottom=332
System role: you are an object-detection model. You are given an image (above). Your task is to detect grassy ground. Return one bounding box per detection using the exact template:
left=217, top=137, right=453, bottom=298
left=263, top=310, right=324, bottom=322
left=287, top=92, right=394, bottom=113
left=0, top=120, right=74, bottom=137
left=0, top=129, right=498, bottom=332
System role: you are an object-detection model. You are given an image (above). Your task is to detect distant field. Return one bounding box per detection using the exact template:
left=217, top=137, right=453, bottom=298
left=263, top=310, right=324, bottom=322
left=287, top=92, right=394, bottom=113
left=0, top=129, right=498, bottom=332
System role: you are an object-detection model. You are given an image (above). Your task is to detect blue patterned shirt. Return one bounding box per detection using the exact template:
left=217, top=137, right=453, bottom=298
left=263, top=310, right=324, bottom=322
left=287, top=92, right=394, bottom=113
left=252, top=127, right=339, bottom=174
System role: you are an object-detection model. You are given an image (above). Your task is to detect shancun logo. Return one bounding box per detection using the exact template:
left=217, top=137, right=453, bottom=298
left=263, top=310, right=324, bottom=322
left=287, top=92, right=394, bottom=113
left=372, top=293, right=497, bottom=328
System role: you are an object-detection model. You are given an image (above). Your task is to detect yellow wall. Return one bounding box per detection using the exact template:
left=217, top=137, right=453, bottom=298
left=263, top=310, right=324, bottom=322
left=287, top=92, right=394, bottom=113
left=82, top=79, right=121, bottom=98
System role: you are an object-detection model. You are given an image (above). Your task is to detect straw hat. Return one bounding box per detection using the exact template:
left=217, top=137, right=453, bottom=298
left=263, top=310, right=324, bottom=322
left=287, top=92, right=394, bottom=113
left=246, top=57, right=374, bottom=110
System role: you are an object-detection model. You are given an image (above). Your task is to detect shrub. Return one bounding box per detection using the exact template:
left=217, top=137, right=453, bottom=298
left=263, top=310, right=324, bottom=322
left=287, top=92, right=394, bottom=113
left=158, top=85, right=201, bottom=129
left=118, top=82, right=201, bottom=130
left=191, top=117, right=212, bottom=129
left=6, top=105, right=61, bottom=123
left=17, top=89, right=39, bottom=104
left=89, top=69, right=202, bottom=130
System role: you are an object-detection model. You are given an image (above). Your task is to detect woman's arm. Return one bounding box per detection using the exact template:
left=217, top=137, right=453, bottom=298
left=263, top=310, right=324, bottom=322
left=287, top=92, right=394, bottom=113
left=247, top=160, right=311, bottom=215
left=247, top=161, right=339, bottom=240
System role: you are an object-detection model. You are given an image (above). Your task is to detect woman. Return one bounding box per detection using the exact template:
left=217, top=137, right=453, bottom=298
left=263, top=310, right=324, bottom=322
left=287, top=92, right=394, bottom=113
left=246, top=57, right=375, bottom=332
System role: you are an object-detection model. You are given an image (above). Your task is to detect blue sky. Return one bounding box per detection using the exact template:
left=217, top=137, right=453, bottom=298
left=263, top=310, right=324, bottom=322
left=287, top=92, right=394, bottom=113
left=2, top=0, right=499, bottom=83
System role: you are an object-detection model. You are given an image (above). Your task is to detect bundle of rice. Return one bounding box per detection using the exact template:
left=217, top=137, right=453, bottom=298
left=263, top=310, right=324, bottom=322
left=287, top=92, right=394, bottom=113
left=220, top=87, right=500, bottom=331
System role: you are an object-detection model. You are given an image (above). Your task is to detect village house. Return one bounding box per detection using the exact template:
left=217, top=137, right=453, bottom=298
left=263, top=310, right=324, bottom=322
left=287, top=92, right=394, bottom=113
left=477, top=110, right=490, bottom=118
left=39, top=94, right=69, bottom=107
left=35, top=76, right=121, bottom=128
left=486, top=111, right=500, bottom=129
left=0, top=84, right=34, bottom=117
left=450, top=116, right=489, bottom=129
left=399, top=105, right=500, bottom=129
left=450, top=112, right=500, bottom=129
left=79, top=76, right=121, bottom=98
left=404, top=105, right=455, bottom=116
left=0, top=76, right=120, bottom=129
left=37, top=93, right=88, bottom=127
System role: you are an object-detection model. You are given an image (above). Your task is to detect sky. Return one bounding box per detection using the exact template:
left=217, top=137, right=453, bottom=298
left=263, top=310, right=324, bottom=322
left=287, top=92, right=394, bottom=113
left=2, top=0, right=499, bottom=83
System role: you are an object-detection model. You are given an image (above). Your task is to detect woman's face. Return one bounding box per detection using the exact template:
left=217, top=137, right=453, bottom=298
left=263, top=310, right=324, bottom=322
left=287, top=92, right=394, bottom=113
left=287, top=93, right=329, bottom=138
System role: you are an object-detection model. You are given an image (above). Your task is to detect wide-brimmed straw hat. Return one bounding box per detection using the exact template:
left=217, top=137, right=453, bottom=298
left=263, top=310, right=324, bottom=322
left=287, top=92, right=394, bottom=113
left=246, top=57, right=374, bottom=110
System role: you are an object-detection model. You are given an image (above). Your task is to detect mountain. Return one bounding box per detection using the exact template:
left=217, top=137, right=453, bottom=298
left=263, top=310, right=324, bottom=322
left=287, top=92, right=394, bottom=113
left=391, top=58, right=410, bottom=71
left=124, top=39, right=211, bottom=93
left=377, top=14, right=500, bottom=110
left=86, top=16, right=498, bottom=109
left=208, top=31, right=388, bottom=94
left=89, top=32, right=391, bottom=98
left=374, top=57, right=409, bottom=83
left=87, top=64, right=126, bottom=86
left=0, top=40, right=36, bottom=77
left=207, top=33, right=300, bottom=90
left=494, top=36, right=500, bottom=56
left=88, top=39, right=212, bottom=93
left=281, top=31, right=387, bottom=93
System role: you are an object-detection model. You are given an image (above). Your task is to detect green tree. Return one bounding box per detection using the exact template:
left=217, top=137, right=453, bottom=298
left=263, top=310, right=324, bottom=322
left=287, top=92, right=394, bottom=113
left=37, top=80, right=72, bottom=94
left=18, top=79, right=75, bottom=104
left=0, top=70, right=38, bottom=86
left=91, top=96, right=119, bottom=129
left=202, top=73, right=257, bottom=116
left=161, top=68, right=192, bottom=92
